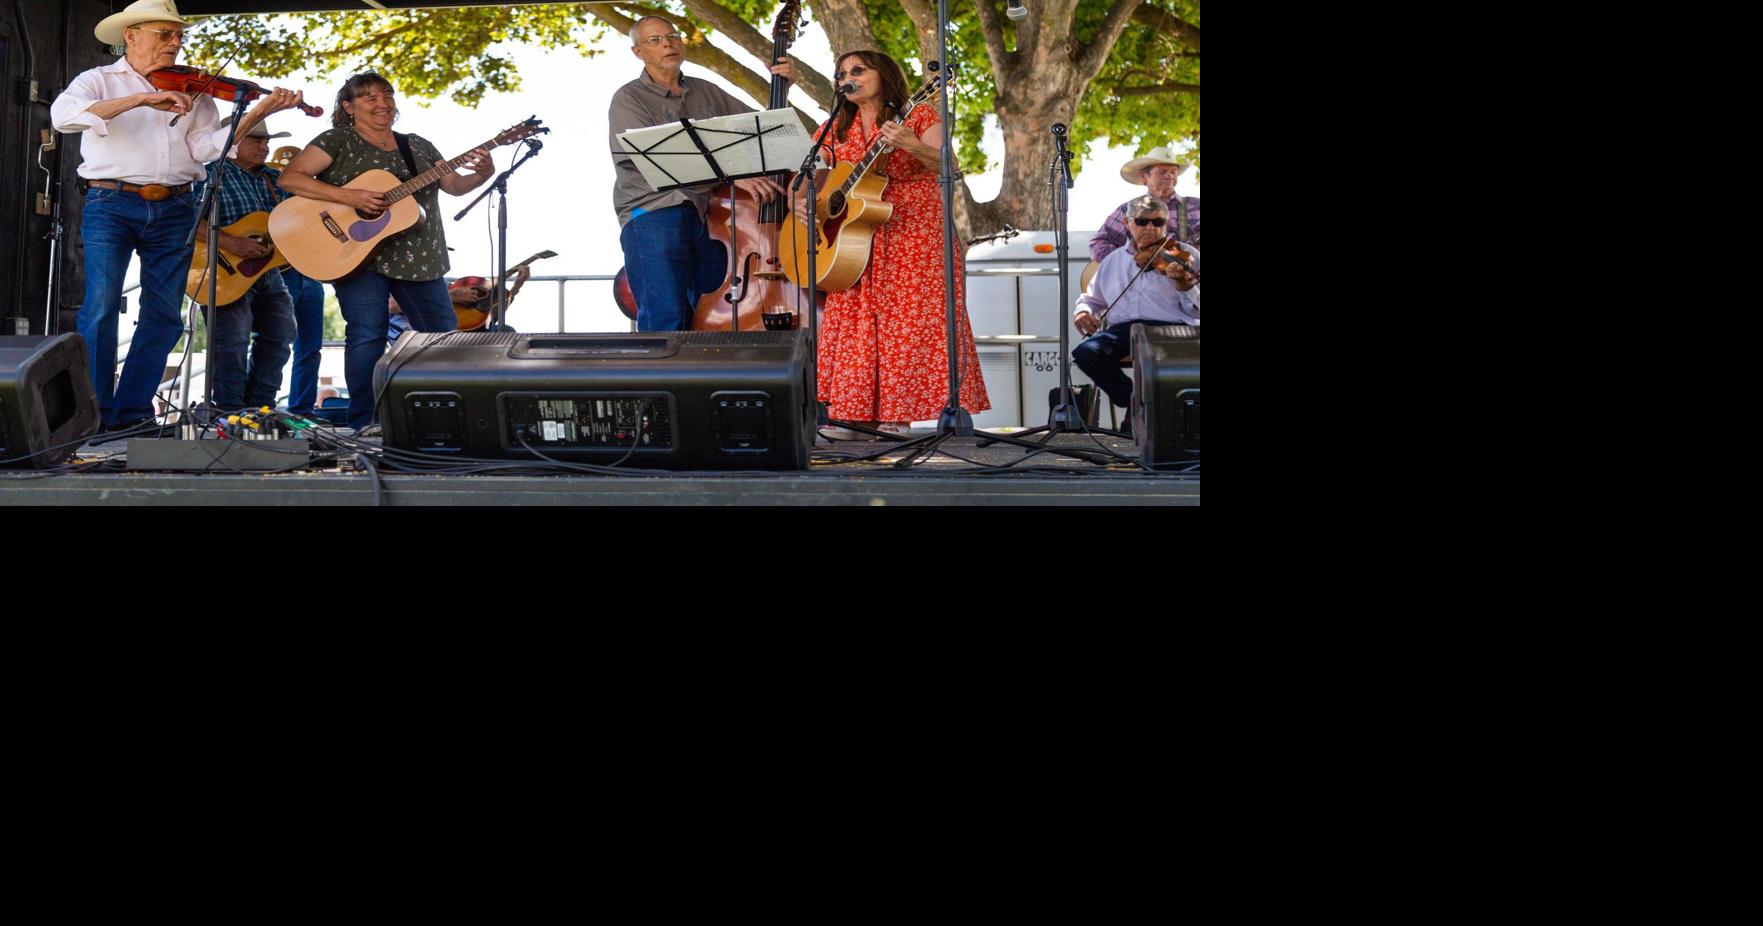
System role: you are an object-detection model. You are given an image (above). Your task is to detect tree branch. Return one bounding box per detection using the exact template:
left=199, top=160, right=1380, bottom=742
left=678, top=0, right=833, bottom=104
left=971, top=0, right=1012, bottom=85
left=1024, top=0, right=1079, bottom=68
left=318, top=21, right=422, bottom=60
left=810, top=0, right=876, bottom=66
left=901, top=0, right=979, bottom=80
left=1077, top=0, right=1145, bottom=80
left=1131, top=3, right=1200, bottom=52
left=589, top=3, right=816, bottom=125
left=1112, top=81, right=1200, bottom=96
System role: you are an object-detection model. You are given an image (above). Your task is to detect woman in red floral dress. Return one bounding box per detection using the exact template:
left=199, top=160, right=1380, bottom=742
left=810, top=51, right=988, bottom=432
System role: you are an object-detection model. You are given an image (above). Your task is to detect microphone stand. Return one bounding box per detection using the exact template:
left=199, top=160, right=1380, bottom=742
left=795, top=84, right=846, bottom=432
left=177, top=94, right=249, bottom=437
left=889, top=0, right=1111, bottom=466
left=979, top=122, right=1123, bottom=447
left=456, top=132, right=543, bottom=331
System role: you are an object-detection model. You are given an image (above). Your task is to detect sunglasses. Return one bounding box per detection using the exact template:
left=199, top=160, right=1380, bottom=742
left=833, top=65, right=872, bottom=81
left=1133, top=217, right=1167, bottom=227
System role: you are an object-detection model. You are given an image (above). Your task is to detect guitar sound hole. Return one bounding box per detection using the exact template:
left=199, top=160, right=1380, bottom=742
left=354, top=209, right=384, bottom=221
left=827, top=191, right=846, bottom=217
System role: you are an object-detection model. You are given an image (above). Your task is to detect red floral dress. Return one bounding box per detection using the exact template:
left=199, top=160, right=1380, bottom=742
left=816, top=106, right=989, bottom=422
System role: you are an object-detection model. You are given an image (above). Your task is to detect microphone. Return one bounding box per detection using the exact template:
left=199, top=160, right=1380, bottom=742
left=1007, top=0, right=1028, bottom=22
left=1052, top=123, right=1072, bottom=189
left=527, top=139, right=543, bottom=151
left=838, top=82, right=858, bottom=95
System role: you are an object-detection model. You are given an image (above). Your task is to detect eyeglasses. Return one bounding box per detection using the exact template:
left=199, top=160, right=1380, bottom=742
left=833, top=65, right=872, bottom=81
left=1132, top=217, right=1167, bottom=227
left=131, top=26, right=187, bottom=42
left=639, top=32, right=684, bottom=47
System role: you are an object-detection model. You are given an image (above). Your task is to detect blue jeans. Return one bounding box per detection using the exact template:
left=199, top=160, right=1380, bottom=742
left=618, top=204, right=726, bottom=332
left=332, top=272, right=454, bottom=430
left=208, top=274, right=295, bottom=410
left=1072, top=321, right=1152, bottom=409
left=76, top=186, right=198, bottom=427
left=282, top=267, right=327, bottom=414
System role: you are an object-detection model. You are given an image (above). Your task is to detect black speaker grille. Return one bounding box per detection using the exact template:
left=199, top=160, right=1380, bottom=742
left=676, top=331, right=797, bottom=346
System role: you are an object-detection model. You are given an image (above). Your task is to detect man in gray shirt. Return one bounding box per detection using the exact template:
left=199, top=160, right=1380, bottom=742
left=610, top=15, right=796, bottom=331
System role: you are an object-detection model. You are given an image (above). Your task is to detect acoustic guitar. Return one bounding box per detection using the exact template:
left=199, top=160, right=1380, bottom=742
left=185, top=211, right=287, bottom=305
left=452, top=250, right=556, bottom=330
left=780, top=65, right=957, bottom=293
left=270, top=117, right=548, bottom=282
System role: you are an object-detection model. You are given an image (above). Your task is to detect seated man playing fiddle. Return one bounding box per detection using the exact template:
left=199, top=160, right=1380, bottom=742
left=1072, top=195, right=1200, bottom=414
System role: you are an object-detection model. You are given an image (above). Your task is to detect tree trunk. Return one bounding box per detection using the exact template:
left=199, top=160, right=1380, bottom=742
left=811, top=0, right=877, bottom=63
left=956, top=0, right=1143, bottom=242
left=679, top=0, right=835, bottom=105
left=587, top=3, right=819, bottom=126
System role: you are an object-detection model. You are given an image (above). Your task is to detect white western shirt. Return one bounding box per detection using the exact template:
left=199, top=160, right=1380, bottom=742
left=51, top=58, right=227, bottom=185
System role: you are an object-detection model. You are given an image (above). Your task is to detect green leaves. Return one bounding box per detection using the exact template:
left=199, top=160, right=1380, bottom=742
left=188, top=4, right=609, bottom=108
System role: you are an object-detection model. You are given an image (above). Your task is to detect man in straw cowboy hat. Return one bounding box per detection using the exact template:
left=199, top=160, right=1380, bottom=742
left=1088, top=145, right=1200, bottom=264
left=50, top=0, right=303, bottom=431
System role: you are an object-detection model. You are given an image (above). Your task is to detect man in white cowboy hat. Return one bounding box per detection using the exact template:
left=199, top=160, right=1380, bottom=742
left=49, top=0, right=304, bottom=431
left=193, top=115, right=298, bottom=413
left=1088, top=145, right=1200, bottom=263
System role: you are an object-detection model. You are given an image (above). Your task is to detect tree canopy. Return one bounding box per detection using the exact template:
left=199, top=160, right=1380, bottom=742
left=188, top=1, right=1199, bottom=237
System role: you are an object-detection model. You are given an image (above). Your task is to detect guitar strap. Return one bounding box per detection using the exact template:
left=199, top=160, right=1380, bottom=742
left=393, top=132, right=421, bottom=179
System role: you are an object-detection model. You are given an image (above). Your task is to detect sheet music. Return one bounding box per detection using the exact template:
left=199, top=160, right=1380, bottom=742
left=617, top=108, right=815, bottom=191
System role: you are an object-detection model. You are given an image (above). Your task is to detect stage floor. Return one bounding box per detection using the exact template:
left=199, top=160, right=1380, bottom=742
left=1, top=430, right=1199, bottom=506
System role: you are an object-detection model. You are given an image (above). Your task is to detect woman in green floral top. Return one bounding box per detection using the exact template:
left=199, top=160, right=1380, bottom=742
left=279, top=72, right=494, bottom=431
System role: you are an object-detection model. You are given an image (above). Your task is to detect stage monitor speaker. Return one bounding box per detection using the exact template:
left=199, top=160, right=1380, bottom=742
left=1131, top=325, right=1200, bottom=466
left=0, top=334, right=100, bottom=469
left=374, top=330, right=815, bottom=471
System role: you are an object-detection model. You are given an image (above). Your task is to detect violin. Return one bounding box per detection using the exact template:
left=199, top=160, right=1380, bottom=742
left=1134, top=235, right=1200, bottom=284
left=148, top=66, right=323, bottom=119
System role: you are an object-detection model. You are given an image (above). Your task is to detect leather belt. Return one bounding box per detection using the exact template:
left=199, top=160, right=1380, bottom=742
left=82, top=179, right=192, bottom=201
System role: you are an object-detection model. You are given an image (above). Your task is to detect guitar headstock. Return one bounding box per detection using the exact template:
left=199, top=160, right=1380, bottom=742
left=493, top=116, right=549, bottom=148
left=916, top=62, right=959, bottom=104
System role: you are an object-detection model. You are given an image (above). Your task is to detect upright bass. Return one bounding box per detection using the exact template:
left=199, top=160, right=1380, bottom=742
left=616, top=1, right=810, bottom=330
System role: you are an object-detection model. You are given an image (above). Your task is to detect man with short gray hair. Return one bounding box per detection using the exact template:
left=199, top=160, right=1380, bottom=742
left=609, top=16, right=797, bottom=331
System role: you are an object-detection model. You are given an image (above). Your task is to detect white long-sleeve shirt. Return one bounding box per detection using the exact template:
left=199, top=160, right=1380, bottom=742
left=51, top=58, right=226, bottom=185
left=1075, top=241, right=1201, bottom=327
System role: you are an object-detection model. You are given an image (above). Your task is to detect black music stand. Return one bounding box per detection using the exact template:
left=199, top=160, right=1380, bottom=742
left=619, top=111, right=806, bottom=332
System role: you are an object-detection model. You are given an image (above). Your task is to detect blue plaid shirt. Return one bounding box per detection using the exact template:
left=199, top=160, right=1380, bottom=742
left=206, top=158, right=287, bottom=227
